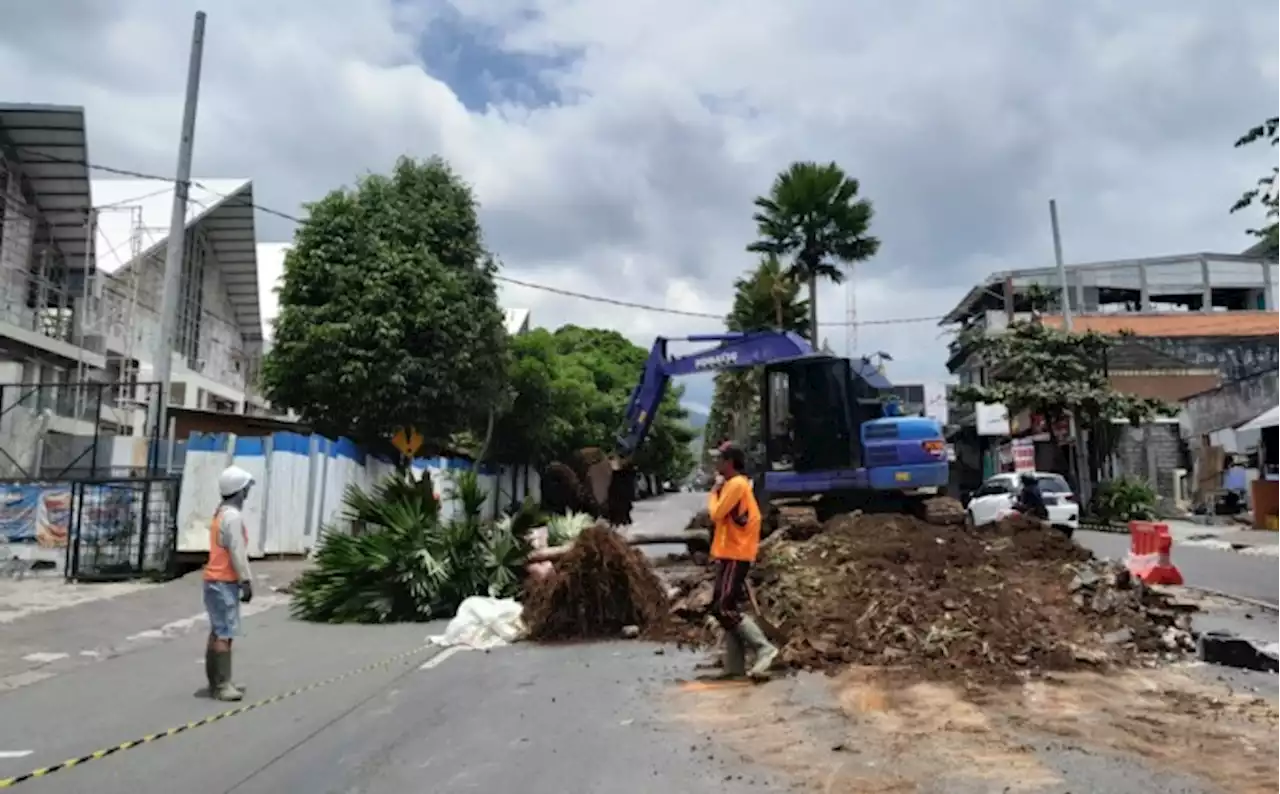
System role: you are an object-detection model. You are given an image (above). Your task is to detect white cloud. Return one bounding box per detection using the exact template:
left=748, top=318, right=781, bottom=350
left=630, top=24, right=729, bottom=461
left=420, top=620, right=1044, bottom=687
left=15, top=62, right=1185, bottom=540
left=3, top=0, right=1275, bottom=417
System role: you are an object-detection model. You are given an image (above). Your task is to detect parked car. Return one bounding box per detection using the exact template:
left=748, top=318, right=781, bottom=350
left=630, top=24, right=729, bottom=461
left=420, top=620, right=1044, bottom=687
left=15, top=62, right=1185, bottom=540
left=963, top=471, right=1079, bottom=534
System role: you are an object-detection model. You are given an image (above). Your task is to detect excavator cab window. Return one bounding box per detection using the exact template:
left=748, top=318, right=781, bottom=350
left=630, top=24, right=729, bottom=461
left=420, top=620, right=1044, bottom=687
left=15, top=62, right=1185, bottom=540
left=761, top=357, right=856, bottom=473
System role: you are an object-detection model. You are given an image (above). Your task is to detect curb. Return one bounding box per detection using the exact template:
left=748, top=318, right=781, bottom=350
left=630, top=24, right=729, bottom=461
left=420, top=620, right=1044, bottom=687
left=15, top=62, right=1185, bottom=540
left=1078, top=522, right=1128, bottom=534
left=1178, top=585, right=1280, bottom=614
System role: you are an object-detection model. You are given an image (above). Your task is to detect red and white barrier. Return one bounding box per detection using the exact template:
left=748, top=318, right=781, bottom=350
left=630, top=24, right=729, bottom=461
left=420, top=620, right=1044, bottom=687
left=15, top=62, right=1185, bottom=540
left=1125, top=521, right=1183, bottom=586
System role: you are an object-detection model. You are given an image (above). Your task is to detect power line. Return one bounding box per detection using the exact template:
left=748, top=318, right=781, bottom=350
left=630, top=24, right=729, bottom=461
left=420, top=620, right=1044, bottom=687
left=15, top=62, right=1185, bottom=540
left=11, top=149, right=947, bottom=328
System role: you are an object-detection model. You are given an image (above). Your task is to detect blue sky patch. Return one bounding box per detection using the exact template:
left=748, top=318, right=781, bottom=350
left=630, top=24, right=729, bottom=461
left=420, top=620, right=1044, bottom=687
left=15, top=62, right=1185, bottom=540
left=416, top=6, right=575, bottom=111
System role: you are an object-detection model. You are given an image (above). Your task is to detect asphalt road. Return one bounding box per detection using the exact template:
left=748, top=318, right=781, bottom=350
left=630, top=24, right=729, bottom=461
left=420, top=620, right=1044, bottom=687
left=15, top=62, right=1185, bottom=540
left=0, top=493, right=1270, bottom=793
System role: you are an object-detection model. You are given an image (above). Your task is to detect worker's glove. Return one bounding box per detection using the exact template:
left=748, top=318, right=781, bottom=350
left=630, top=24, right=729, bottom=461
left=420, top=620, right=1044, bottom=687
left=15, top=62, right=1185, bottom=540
left=239, top=580, right=254, bottom=604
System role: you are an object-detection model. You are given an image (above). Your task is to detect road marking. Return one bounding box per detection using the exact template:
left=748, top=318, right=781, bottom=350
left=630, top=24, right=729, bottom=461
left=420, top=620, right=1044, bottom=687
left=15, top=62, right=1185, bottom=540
left=0, top=753, right=31, bottom=760
left=20, top=653, right=67, bottom=664
left=0, top=643, right=446, bottom=789
left=419, top=645, right=465, bottom=670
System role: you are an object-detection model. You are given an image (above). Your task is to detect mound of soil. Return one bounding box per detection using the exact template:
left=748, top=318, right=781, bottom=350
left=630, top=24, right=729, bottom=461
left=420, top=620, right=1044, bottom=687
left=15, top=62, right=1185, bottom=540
left=670, top=511, right=1193, bottom=685
left=523, top=526, right=674, bottom=641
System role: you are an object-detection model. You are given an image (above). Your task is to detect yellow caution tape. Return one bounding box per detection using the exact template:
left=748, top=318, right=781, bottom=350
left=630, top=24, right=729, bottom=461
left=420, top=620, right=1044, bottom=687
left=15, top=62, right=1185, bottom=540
left=0, top=644, right=435, bottom=788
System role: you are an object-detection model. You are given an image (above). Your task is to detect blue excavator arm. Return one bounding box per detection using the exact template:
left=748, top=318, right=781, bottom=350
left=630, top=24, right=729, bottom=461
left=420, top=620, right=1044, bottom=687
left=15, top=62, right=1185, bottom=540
left=615, top=330, right=816, bottom=459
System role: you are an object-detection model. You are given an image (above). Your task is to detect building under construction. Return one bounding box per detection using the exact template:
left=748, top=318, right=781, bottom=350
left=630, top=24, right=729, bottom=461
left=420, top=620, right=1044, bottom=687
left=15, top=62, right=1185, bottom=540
left=0, top=102, right=271, bottom=483
left=0, top=102, right=276, bottom=579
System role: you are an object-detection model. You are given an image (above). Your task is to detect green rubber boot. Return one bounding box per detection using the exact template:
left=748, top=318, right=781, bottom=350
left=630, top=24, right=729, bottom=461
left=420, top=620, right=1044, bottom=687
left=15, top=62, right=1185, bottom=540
left=211, top=652, right=244, bottom=702
left=737, top=616, right=779, bottom=680
left=718, top=631, right=746, bottom=678
left=204, top=648, right=217, bottom=694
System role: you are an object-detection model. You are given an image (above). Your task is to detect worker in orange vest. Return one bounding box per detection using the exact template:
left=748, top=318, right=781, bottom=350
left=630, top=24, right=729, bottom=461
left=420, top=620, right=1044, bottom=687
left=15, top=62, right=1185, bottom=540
left=203, top=465, right=256, bottom=701
left=707, top=442, right=777, bottom=679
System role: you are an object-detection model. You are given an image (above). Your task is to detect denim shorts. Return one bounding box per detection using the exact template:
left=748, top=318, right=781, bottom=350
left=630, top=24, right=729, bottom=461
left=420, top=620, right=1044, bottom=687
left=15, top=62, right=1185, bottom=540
left=203, top=581, right=242, bottom=639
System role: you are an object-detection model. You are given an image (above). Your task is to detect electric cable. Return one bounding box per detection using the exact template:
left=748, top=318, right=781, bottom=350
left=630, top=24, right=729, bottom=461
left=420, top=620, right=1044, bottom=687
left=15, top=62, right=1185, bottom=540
left=12, top=150, right=951, bottom=327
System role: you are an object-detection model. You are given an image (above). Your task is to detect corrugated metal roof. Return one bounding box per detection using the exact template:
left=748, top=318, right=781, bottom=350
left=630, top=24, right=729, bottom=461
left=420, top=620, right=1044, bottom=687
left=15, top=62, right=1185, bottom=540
left=1040, top=311, right=1278, bottom=338
left=92, top=178, right=262, bottom=342
left=0, top=103, right=92, bottom=270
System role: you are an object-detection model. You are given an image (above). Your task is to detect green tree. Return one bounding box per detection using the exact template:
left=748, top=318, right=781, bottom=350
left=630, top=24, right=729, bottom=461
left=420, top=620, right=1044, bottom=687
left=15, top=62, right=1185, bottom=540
left=263, top=157, right=508, bottom=448
left=490, top=326, right=695, bottom=482
left=748, top=161, right=881, bottom=344
left=951, top=320, right=1174, bottom=429
left=488, top=330, right=557, bottom=466
left=727, top=255, right=809, bottom=335
left=1230, top=117, right=1279, bottom=251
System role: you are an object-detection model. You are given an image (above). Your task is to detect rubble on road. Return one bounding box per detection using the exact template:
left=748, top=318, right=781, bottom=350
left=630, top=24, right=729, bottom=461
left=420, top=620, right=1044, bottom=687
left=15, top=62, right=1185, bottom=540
left=522, top=525, right=674, bottom=642
left=668, top=511, right=1197, bottom=685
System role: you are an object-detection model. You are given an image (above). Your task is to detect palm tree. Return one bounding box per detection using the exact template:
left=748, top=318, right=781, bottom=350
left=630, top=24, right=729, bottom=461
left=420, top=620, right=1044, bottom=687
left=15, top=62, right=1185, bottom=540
left=748, top=161, right=881, bottom=345
left=727, top=255, right=809, bottom=336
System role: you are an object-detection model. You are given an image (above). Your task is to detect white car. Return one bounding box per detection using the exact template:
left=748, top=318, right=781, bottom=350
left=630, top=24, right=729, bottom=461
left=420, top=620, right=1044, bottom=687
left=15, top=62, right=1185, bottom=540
left=964, top=471, right=1079, bottom=534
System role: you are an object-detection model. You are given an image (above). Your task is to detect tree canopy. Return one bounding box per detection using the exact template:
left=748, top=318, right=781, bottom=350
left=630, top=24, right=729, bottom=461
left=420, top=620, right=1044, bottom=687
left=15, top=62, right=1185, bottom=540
left=490, top=326, right=696, bottom=482
left=726, top=255, right=810, bottom=336
left=263, top=157, right=509, bottom=450
left=1230, top=117, right=1279, bottom=251
left=951, top=320, right=1174, bottom=428
left=748, top=161, right=880, bottom=343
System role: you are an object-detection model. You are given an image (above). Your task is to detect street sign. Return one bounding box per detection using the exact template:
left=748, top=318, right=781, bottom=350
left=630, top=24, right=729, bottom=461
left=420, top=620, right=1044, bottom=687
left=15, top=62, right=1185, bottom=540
left=391, top=427, right=424, bottom=459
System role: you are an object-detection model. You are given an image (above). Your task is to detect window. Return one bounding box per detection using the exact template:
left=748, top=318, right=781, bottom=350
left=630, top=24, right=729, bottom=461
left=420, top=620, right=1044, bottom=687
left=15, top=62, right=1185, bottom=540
left=976, top=478, right=1015, bottom=497
left=1035, top=474, right=1072, bottom=494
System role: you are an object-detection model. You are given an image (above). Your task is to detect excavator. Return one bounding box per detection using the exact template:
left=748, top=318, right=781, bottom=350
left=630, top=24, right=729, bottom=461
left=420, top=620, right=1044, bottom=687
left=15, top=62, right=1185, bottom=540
left=582, top=330, right=952, bottom=524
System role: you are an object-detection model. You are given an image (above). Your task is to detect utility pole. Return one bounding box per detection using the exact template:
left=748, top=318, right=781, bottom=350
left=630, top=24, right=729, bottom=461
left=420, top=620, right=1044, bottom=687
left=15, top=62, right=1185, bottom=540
left=151, top=11, right=206, bottom=445
left=1049, top=199, right=1091, bottom=506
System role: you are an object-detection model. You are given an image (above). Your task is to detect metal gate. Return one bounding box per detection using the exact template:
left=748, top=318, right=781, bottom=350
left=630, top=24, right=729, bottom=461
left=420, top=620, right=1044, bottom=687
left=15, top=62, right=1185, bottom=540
left=65, top=476, right=180, bottom=582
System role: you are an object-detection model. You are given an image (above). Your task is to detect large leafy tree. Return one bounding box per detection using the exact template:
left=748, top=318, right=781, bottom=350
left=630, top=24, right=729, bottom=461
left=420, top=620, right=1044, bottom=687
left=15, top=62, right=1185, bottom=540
left=748, top=161, right=880, bottom=344
left=490, top=326, right=696, bottom=482
left=951, top=320, right=1174, bottom=429
left=1230, top=117, right=1279, bottom=252
left=263, top=157, right=508, bottom=449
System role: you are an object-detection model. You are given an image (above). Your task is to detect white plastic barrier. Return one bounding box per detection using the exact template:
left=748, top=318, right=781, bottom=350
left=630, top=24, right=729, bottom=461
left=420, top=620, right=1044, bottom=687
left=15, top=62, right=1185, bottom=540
left=176, top=431, right=540, bottom=557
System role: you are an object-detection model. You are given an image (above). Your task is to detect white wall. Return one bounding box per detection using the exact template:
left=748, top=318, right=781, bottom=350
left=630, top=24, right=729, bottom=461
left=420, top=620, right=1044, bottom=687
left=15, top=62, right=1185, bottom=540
left=174, top=431, right=540, bottom=557
left=101, top=226, right=249, bottom=405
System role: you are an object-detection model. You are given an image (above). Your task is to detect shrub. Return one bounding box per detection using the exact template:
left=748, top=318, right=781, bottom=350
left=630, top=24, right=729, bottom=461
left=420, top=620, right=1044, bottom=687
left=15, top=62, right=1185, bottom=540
left=290, top=470, right=531, bottom=624
left=1093, top=476, right=1157, bottom=524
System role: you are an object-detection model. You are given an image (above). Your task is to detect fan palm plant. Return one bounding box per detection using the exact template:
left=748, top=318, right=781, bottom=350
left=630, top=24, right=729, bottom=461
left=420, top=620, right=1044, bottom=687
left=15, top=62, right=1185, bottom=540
left=748, top=161, right=880, bottom=345
left=290, top=470, right=530, bottom=624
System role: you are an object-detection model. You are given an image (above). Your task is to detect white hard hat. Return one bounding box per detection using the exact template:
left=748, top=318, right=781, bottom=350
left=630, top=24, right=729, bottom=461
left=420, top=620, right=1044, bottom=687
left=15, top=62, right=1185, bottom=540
left=218, top=465, right=255, bottom=498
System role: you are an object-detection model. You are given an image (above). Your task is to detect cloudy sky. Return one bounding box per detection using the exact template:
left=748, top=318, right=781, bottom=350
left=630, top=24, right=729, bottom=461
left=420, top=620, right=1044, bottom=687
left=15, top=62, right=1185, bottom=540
left=3, top=0, right=1276, bottom=414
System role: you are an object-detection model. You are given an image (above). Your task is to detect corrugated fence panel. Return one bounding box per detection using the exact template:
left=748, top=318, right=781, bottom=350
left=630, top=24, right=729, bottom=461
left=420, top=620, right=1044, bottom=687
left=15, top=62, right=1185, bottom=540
left=176, top=430, right=537, bottom=558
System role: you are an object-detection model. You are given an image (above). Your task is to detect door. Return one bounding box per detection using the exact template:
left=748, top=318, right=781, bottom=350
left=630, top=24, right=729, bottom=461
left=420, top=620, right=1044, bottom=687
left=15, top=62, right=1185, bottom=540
left=968, top=476, right=1017, bottom=526
left=761, top=357, right=855, bottom=473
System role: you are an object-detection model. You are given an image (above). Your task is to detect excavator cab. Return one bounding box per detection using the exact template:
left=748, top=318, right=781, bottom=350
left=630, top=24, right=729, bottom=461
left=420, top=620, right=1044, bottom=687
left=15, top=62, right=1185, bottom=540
left=761, top=356, right=857, bottom=473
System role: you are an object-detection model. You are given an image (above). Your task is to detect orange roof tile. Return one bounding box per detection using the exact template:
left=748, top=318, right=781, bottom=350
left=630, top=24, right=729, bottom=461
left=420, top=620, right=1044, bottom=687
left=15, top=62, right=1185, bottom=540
left=1040, top=311, right=1278, bottom=338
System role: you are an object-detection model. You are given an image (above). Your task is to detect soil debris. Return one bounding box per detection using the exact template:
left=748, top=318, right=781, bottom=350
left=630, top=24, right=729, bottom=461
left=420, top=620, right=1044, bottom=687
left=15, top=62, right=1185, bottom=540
left=522, top=525, right=674, bottom=641
left=668, top=511, right=1193, bottom=685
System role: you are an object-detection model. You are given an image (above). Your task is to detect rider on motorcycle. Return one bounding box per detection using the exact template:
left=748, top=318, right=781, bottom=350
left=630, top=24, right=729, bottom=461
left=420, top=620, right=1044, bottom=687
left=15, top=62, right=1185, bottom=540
left=1014, top=472, right=1050, bottom=521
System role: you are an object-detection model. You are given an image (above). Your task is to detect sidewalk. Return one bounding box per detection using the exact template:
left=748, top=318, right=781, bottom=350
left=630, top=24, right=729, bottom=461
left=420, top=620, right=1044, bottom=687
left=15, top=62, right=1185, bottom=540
left=0, top=561, right=306, bottom=692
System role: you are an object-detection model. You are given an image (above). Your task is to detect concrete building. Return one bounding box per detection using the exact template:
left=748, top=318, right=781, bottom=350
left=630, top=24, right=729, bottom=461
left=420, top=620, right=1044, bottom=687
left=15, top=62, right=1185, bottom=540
left=0, top=103, right=268, bottom=477
left=90, top=176, right=265, bottom=420
left=942, top=251, right=1279, bottom=506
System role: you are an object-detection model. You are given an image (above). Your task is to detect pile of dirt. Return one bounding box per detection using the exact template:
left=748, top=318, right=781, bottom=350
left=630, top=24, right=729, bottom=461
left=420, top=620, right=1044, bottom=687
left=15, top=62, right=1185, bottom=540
left=522, top=525, right=675, bottom=641
left=670, top=511, right=1195, bottom=685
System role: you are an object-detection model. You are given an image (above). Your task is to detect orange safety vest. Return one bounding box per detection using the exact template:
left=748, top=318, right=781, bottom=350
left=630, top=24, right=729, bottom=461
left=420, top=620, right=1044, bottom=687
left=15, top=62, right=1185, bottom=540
left=708, top=474, right=762, bottom=562
left=203, top=507, right=247, bottom=583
